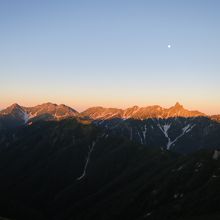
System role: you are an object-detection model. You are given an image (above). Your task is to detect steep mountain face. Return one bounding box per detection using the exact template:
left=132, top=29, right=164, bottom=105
left=0, top=104, right=29, bottom=130
left=0, top=103, right=28, bottom=121
left=0, top=120, right=220, bottom=220
left=0, top=103, right=78, bottom=129
left=1, top=102, right=219, bottom=153
left=93, top=116, right=220, bottom=154
left=24, top=103, right=78, bottom=121
left=81, top=102, right=205, bottom=120
left=81, top=106, right=123, bottom=120
left=211, top=115, right=220, bottom=122
left=79, top=103, right=220, bottom=154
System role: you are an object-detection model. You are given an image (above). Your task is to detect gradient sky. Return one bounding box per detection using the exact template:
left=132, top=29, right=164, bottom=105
left=1, top=0, right=220, bottom=114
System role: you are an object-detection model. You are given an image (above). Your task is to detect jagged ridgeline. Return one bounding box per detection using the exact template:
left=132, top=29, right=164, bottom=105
left=0, top=103, right=220, bottom=219
left=1, top=102, right=220, bottom=153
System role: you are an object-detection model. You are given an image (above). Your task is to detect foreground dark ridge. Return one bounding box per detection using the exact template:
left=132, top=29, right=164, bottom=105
left=0, top=120, right=220, bottom=220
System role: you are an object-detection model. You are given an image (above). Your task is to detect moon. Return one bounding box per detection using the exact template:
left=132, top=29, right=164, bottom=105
left=168, top=44, right=171, bottom=48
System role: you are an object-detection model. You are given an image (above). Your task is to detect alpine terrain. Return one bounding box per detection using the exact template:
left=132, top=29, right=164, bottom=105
left=0, top=102, right=220, bottom=220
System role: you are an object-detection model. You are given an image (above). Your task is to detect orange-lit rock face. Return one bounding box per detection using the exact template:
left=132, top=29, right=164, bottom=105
left=24, top=103, right=78, bottom=120
left=80, top=102, right=205, bottom=120
left=1, top=102, right=218, bottom=126
left=0, top=103, right=29, bottom=122
left=211, top=115, right=220, bottom=122
left=0, top=103, right=79, bottom=125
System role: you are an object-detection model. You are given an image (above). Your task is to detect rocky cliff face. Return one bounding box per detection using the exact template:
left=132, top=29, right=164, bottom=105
left=81, top=102, right=205, bottom=120
left=0, top=103, right=78, bottom=129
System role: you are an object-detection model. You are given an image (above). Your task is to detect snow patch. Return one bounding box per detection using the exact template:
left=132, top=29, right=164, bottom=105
left=158, top=123, right=195, bottom=150
left=142, top=124, right=147, bottom=143
left=158, top=123, right=172, bottom=150
left=158, top=123, right=171, bottom=139
left=177, top=165, right=183, bottom=171
left=213, top=150, right=220, bottom=160
left=20, top=110, right=29, bottom=124
left=77, top=141, right=96, bottom=181
left=137, top=130, right=143, bottom=144
left=144, top=212, right=152, bottom=218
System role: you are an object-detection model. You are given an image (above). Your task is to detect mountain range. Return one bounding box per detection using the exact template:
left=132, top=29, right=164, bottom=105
left=1, top=102, right=220, bottom=153
left=0, top=118, right=220, bottom=220
left=0, top=103, right=77, bottom=127
left=81, top=102, right=206, bottom=120
left=1, top=102, right=220, bottom=220
left=0, top=102, right=218, bottom=126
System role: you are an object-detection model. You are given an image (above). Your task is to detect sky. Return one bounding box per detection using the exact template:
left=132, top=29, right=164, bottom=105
left=0, top=0, right=220, bottom=114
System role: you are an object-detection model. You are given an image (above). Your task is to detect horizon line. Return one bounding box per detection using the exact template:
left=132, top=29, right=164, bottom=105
left=1, top=101, right=219, bottom=116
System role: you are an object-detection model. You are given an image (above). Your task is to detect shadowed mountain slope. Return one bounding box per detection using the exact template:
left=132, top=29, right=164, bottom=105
left=0, top=120, right=220, bottom=219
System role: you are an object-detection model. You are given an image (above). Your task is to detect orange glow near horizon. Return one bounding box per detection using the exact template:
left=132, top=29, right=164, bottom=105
left=1, top=1, right=220, bottom=118
left=1, top=96, right=220, bottom=115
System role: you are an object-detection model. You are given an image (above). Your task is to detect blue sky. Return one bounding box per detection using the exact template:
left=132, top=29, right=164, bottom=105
left=1, top=0, right=220, bottom=113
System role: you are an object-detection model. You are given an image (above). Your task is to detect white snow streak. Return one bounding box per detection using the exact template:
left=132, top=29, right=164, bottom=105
left=142, top=124, right=147, bottom=143
left=23, top=111, right=29, bottom=124
left=158, top=123, right=172, bottom=149
left=158, top=123, right=195, bottom=150
left=137, top=130, right=143, bottom=144
left=213, top=150, right=220, bottom=160
left=77, top=141, right=96, bottom=181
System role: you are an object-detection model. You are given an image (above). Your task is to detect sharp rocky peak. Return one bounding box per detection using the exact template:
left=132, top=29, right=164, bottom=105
left=7, top=103, right=22, bottom=110
left=0, top=103, right=24, bottom=114
left=0, top=103, right=79, bottom=125
left=173, top=102, right=183, bottom=108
